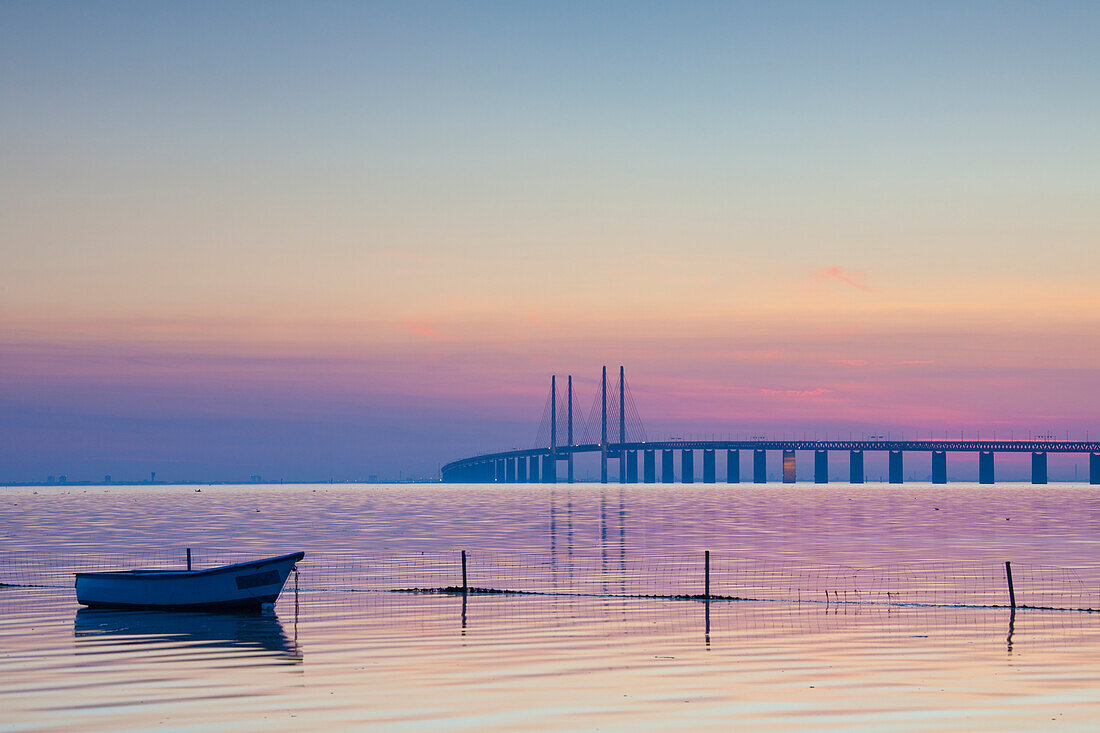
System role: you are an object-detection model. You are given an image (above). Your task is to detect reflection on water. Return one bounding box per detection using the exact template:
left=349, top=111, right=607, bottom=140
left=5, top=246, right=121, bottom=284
left=74, top=608, right=300, bottom=662
left=3, top=483, right=1100, bottom=730
left=6, top=483, right=1100, bottom=573
left=304, top=585, right=1074, bottom=659
left=2, top=585, right=1100, bottom=730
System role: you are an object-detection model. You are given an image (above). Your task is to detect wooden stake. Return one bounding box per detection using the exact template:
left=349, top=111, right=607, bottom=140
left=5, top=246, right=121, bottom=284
left=704, top=550, right=711, bottom=599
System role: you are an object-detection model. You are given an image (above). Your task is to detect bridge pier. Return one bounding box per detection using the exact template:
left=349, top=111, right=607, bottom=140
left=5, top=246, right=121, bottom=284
left=703, top=450, right=716, bottom=483
left=782, top=449, right=796, bottom=483
left=682, top=450, right=694, bottom=483
left=849, top=450, right=863, bottom=483
left=754, top=449, right=767, bottom=483
left=662, top=450, right=674, bottom=483
left=516, top=457, right=526, bottom=482
left=619, top=450, right=627, bottom=484
left=979, top=451, right=994, bottom=484
left=626, top=450, right=638, bottom=483
left=529, top=455, right=540, bottom=483
left=543, top=454, right=556, bottom=483
left=814, top=450, right=828, bottom=484
left=643, top=450, right=655, bottom=483
left=932, top=450, right=947, bottom=484
left=1031, top=452, right=1047, bottom=484
left=889, top=450, right=903, bottom=484
left=726, top=449, right=739, bottom=483
left=1091, top=453, right=1100, bottom=485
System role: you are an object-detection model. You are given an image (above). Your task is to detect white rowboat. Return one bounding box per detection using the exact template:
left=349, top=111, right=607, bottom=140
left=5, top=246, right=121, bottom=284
left=75, top=552, right=304, bottom=611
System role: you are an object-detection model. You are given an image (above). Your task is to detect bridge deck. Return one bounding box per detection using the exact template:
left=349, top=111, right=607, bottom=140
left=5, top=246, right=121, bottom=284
left=445, top=439, right=1100, bottom=471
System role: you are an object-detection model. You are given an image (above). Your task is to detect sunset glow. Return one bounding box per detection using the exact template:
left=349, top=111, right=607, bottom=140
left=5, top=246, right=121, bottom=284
left=2, top=2, right=1098, bottom=481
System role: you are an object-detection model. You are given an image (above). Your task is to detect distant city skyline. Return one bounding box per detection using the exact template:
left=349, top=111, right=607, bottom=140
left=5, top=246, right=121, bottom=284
left=2, top=2, right=1098, bottom=481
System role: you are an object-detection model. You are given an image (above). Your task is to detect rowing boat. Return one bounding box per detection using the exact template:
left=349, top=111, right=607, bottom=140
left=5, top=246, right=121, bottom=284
left=75, top=552, right=304, bottom=611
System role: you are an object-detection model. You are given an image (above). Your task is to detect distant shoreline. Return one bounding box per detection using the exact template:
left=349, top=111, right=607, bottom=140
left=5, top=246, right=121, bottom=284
left=0, top=479, right=441, bottom=487
left=2, top=479, right=1094, bottom=488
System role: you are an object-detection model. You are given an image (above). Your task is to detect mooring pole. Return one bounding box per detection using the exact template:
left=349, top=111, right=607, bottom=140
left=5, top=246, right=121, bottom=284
left=1005, top=560, right=1016, bottom=608
left=704, top=550, right=711, bottom=599
left=461, top=550, right=468, bottom=595
left=186, top=547, right=192, bottom=571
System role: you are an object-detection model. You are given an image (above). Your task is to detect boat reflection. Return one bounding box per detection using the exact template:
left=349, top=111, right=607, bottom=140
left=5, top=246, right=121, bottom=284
left=74, top=607, right=301, bottom=662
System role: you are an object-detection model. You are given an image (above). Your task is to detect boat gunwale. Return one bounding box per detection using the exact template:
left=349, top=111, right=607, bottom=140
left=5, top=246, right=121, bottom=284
left=74, top=551, right=305, bottom=580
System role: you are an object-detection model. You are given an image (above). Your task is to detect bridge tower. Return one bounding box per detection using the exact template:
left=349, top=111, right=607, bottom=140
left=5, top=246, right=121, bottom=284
left=567, top=375, right=574, bottom=483
left=601, top=366, right=608, bottom=484
left=548, top=375, right=557, bottom=483
left=619, top=366, right=626, bottom=484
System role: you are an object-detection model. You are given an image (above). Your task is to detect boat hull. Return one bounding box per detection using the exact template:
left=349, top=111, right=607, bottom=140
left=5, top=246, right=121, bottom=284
left=75, top=552, right=304, bottom=611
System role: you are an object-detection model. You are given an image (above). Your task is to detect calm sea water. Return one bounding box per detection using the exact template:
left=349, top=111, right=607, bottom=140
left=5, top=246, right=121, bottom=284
left=2, top=482, right=1099, bottom=730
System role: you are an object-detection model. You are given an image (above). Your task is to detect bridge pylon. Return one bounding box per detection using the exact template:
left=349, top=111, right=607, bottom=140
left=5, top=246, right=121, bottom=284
left=567, top=375, right=574, bottom=483
left=601, top=366, right=608, bottom=483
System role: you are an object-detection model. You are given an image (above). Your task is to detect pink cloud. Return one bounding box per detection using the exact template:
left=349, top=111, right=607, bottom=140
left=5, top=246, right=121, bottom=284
left=759, top=387, right=833, bottom=399
left=812, top=266, right=872, bottom=292
left=727, top=349, right=785, bottom=362
left=400, top=318, right=446, bottom=340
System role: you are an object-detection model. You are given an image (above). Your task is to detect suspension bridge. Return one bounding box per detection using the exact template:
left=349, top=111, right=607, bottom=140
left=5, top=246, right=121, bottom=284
left=440, top=367, right=1100, bottom=485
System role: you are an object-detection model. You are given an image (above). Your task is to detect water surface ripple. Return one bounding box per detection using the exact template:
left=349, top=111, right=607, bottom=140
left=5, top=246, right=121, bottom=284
left=1, top=483, right=1098, bottom=730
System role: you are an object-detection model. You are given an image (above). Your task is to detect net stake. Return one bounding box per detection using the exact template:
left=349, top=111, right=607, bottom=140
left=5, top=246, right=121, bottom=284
left=704, top=550, right=711, bottom=600
left=1005, top=561, right=1017, bottom=609
left=461, top=550, right=468, bottom=595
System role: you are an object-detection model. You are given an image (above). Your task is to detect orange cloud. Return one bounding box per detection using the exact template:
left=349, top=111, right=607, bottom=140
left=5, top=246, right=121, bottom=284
left=812, top=266, right=872, bottom=292
left=526, top=310, right=548, bottom=331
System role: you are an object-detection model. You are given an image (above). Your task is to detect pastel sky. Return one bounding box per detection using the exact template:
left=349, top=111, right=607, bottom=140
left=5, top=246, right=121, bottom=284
left=2, top=1, right=1099, bottom=481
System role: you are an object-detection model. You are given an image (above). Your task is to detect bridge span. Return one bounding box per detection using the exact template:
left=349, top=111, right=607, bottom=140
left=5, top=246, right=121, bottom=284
left=440, top=369, right=1100, bottom=485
